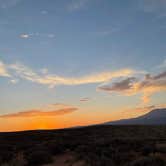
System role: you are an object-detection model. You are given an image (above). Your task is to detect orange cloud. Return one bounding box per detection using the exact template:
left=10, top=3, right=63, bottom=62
left=0, top=104, right=77, bottom=119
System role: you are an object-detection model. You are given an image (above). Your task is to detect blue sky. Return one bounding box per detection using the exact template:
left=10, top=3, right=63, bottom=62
left=0, top=0, right=166, bottom=131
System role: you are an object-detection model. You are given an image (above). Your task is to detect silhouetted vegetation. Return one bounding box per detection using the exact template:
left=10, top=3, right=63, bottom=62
left=26, top=150, right=53, bottom=165
left=0, top=125, right=166, bottom=165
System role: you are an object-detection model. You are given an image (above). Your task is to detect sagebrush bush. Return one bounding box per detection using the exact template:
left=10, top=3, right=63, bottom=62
left=0, top=150, right=14, bottom=164
left=128, top=156, right=166, bottom=166
left=26, top=150, right=53, bottom=166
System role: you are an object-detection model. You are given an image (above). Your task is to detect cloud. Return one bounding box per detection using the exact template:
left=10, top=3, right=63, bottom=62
left=1, top=59, right=165, bottom=104
left=80, top=97, right=90, bottom=102
left=0, top=61, right=10, bottom=77
left=20, top=34, right=30, bottom=39
left=3, top=60, right=135, bottom=87
left=94, top=27, right=120, bottom=37
left=67, top=0, right=89, bottom=11
left=0, top=0, right=22, bottom=9
left=98, top=70, right=166, bottom=103
left=157, top=59, right=166, bottom=69
left=41, top=10, right=48, bottom=15
left=138, top=0, right=166, bottom=13
left=98, top=77, right=136, bottom=92
left=40, top=68, right=49, bottom=74
left=19, top=33, right=55, bottom=39
left=0, top=104, right=77, bottom=118
left=10, top=79, right=19, bottom=84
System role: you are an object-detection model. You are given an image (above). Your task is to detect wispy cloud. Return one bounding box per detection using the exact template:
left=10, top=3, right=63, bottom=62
left=41, top=10, right=48, bottom=15
left=10, top=79, right=19, bottom=84
left=1, top=59, right=165, bottom=104
left=0, top=104, right=77, bottom=118
left=98, top=70, right=166, bottom=104
left=19, top=33, right=55, bottom=39
left=94, top=27, right=120, bottom=37
left=20, top=34, right=30, bottom=39
left=138, top=0, right=166, bottom=13
left=157, top=59, right=166, bottom=69
left=67, top=0, right=90, bottom=12
left=1, top=60, right=136, bottom=88
left=80, top=97, right=90, bottom=102
left=0, top=0, right=23, bottom=9
left=0, top=61, right=10, bottom=77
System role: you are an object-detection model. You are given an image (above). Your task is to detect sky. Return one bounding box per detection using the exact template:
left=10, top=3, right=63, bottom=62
left=0, top=0, right=166, bottom=131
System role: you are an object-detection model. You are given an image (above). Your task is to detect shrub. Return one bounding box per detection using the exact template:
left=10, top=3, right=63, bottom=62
left=45, top=141, right=66, bottom=155
left=141, top=145, right=155, bottom=156
left=0, top=150, right=14, bottom=164
left=26, top=150, right=53, bottom=166
left=128, top=156, right=166, bottom=166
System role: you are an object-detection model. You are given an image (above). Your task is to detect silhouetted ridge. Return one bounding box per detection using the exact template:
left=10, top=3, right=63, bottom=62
left=105, top=108, right=166, bottom=125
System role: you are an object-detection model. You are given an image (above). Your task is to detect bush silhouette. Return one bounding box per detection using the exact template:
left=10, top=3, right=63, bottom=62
left=26, top=150, right=53, bottom=166
left=128, top=156, right=166, bottom=166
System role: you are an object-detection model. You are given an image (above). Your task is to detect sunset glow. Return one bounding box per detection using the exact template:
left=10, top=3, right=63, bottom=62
left=0, top=0, right=166, bottom=131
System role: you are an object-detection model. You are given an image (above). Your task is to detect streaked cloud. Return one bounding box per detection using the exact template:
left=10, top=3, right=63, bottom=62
left=94, top=27, right=120, bottom=37
left=40, top=68, right=49, bottom=74
left=0, top=61, right=10, bottom=77
left=41, top=10, right=48, bottom=15
left=80, top=97, right=90, bottom=102
left=1, top=60, right=136, bottom=87
left=19, top=33, right=55, bottom=39
left=0, top=0, right=22, bottom=9
left=157, top=59, right=166, bottom=69
left=98, top=70, right=166, bottom=103
left=10, top=79, right=19, bottom=84
left=67, top=0, right=89, bottom=11
left=138, top=0, right=166, bottom=13
left=0, top=104, right=77, bottom=118
left=1, top=59, right=165, bottom=104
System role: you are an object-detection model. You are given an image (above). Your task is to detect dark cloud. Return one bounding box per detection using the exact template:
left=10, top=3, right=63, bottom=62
left=138, top=71, right=166, bottom=89
left=153, top=71, right=166, bottom=80
left=98, top=77, right=136, bottom=92
left=98, top=71, right=166, bottom=103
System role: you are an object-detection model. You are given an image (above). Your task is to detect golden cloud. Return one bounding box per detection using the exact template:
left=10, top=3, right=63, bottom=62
left=5, top=61, right=136, bottom=87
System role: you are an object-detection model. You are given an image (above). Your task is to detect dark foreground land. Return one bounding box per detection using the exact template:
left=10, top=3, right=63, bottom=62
left=0, top=125, right=166, bottom=166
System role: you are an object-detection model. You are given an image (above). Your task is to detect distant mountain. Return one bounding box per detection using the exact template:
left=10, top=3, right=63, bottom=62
left=104, top=108, right=166, bottom=125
